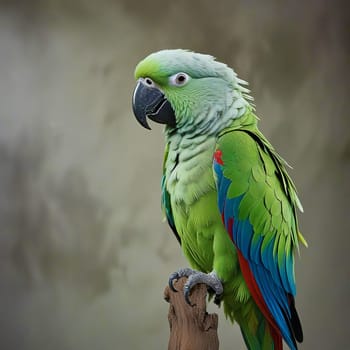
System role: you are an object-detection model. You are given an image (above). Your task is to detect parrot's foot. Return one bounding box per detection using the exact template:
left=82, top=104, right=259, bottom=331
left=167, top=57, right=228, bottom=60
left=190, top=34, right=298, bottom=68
left=168, top=268, right=223, bottom=306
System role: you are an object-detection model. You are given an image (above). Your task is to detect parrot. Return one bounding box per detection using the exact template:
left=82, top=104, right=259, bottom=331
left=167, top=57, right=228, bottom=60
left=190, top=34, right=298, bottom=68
left=132, top=49, right=307, bottom=350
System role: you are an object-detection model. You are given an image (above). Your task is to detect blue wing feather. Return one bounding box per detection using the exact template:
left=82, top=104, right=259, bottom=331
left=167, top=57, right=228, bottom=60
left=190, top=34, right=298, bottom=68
left=213, top=149, right=299, bottom=350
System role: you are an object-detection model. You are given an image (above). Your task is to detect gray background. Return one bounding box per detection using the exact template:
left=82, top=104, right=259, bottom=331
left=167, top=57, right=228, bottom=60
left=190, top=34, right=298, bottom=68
left=0, top=0, right=349, bottom=349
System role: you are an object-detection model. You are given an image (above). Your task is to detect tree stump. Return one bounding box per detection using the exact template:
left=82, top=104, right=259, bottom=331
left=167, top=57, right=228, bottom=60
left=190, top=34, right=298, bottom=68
left=164, top=277, right=219, bottom=350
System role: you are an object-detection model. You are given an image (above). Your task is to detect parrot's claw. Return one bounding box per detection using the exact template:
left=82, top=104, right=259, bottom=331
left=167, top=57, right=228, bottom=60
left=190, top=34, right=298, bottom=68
left=214, top=293, right=223, bottom=306
left=169, top=268, right=223, bottom=306
left=168, top=267, right=196, bottom=292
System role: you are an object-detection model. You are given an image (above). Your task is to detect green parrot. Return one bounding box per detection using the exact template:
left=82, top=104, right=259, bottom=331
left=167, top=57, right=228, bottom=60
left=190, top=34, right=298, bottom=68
left=132, top=49, right=307, bottom=350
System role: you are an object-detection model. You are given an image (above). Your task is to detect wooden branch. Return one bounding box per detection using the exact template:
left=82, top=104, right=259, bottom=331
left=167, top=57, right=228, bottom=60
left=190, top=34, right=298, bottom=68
left=164, top=277, right=219, bottom=350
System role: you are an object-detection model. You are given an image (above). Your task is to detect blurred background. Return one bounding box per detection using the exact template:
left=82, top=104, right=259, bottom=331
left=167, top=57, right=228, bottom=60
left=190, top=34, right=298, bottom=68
left=0, top=0, right=349, bottom=349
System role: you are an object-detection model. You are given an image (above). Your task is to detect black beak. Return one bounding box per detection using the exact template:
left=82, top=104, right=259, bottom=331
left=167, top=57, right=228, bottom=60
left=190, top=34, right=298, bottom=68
left=132, top=79, right=176, bottom=130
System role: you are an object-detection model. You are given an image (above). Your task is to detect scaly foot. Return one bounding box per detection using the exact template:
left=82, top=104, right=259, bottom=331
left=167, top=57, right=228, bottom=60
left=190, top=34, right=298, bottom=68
left=169, top=268, right=223, bottom=306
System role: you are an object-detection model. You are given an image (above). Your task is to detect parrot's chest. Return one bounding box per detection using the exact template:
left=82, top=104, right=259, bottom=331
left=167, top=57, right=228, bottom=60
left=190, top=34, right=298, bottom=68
left=165, top=136, right=216, bottom=206
left=164, top=136, right=222, bottom=270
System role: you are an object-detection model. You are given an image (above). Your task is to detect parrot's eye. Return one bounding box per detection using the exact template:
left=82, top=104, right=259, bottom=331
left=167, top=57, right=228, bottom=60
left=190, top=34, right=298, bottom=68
left=169, top=72, right=190, bottom=87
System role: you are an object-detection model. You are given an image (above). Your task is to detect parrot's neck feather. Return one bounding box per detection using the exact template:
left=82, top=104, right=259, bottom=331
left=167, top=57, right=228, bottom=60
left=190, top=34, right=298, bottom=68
left=165, top=72, right=254, bottom=139
left=166, top=92, right=250, bottom=140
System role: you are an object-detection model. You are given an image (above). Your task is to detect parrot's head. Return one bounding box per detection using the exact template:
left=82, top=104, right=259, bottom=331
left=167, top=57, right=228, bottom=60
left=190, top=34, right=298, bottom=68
left=132, top=49, right=250, bottom=134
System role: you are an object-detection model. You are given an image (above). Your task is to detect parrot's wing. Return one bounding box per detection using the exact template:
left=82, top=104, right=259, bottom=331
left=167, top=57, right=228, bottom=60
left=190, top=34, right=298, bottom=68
left=213, top=127, right=304, bottom=349
left=161, top=142, right=181, bottom=245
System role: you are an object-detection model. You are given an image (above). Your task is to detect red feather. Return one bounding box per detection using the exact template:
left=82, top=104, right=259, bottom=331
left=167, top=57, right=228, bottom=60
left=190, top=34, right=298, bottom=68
left=228, top=217, right=234, bottom=241
left=269, top=324, right=283, bottom=350
left=236, top=249, right=282, bottom=349
left=214, top=149, right=224, bottom=165
left=220, top=206, right=282, bottom=347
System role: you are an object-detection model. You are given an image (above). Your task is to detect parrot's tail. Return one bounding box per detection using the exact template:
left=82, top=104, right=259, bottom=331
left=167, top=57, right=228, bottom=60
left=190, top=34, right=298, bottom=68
left=268, top=325, right=283, bottom=350
left=238, top=306, right=282, bottom=350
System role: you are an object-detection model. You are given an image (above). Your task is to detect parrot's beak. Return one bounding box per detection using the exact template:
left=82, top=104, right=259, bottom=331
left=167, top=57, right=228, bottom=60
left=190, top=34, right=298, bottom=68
left=132, top=79, right=176, bottom=130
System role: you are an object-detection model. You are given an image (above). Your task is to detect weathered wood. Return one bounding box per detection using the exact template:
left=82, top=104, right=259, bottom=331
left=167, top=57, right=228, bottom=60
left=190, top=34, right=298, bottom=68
left=164, top=277, right=219, bottom=350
